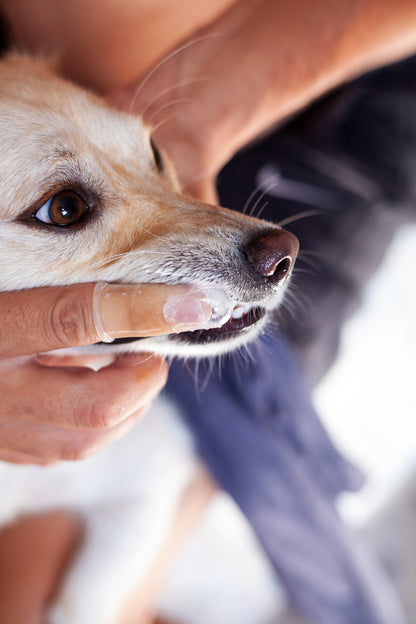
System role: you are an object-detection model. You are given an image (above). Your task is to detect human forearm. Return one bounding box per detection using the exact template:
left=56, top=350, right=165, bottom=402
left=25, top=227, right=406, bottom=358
left=209, top=0, right=416, bottom=133
left=116, top=0, right=416, bottom=196
left=176, top=0, right=416, bottom=151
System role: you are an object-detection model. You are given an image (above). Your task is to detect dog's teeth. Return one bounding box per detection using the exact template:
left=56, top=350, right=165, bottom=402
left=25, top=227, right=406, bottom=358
left=231, top=304, right=252, bottom=319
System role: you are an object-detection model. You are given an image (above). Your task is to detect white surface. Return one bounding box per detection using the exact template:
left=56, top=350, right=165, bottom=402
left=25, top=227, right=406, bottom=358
left=314, top=224, right=416, bottom=525
left=157, top=492, right=285, bottom=624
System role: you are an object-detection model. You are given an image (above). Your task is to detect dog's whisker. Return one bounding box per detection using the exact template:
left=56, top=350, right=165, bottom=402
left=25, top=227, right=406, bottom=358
left=147, top=98, right=199, bottom=126
left=128, top=33, right=225, bottom=114
left=117, top=352, right=156, bottom=367
left=299, top=249, right=327, bottom=262
left=248, top=181, right=279, bottom=218
left=276, top=208, right=323, bottom=228
left=142, top=78, right=213, bottom=120
left=140, top=228, right=173, bottom=244
left=216, top=352, right=224, bottom=382
left=297, top=251, right=326, bottom=271
left=251, top=200, right=269, bottom=221
left=295, top=259, right=321, bottom=272
left=292, top=266, right=319, bottom=277
left=231, top=351, right=243, bottom=386
left=283, top=283, right=312, bottom=316
left=199, top=358, right=216, bottom=393
left=300, top=249, right=325, bottom=257
left=241, top=183, right=265, bottom=216
left=238, top=342, right=256, bottom=367
left=92, top=249, right=167, bottom=269
left=279, top=298, right=300, bottom=322
left=258, top=324, right=278, bottom=351
left=150, top=113, right=183, bottom=135
left=191, top=359, right=202, bottom=397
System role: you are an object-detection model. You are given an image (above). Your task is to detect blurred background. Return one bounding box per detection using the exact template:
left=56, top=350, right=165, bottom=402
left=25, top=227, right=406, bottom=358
left=316, top=222, right=416, bottom=621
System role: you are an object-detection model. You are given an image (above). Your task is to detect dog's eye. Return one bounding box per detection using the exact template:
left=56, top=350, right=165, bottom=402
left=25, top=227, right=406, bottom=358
left=150, top=137, right=164, bottom=173
left=34, top=191, right=87, bottom=226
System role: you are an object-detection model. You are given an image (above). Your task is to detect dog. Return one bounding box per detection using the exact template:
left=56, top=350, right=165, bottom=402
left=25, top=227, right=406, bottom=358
left=0, top=54, right=298, bottom=623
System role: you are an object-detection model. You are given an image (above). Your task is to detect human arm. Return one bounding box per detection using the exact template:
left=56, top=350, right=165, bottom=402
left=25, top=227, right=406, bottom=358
left=109, top=0, right=416, bottom=201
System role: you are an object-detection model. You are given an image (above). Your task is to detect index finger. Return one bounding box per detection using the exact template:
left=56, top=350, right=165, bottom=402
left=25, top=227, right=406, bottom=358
left=0, top=282, right=231, bottom=358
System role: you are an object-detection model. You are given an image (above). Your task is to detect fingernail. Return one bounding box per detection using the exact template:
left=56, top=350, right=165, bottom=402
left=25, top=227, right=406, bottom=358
left=163, top=287, right=232, bottom=332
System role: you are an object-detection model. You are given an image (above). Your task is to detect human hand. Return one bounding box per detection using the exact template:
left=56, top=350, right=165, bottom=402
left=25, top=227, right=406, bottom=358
left=0, top=282, right=215, bottom=465
left=107, top=28, right=236, bottom=205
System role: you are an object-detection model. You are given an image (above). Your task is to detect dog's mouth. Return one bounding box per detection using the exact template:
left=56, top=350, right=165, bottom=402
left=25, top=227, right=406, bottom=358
left=107, top=303, right=266, bottom=347
left=178, top=304, right=265, bottom=344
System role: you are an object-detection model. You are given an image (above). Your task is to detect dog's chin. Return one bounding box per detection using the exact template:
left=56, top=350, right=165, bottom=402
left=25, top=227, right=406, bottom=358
left=95, top=307, right=269, bottom=358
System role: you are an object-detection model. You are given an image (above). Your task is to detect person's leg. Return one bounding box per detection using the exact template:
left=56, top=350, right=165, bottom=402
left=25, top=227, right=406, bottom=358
left=0, top=468, right=214, bottom=624
left=0, top=511, right=82, bottom=624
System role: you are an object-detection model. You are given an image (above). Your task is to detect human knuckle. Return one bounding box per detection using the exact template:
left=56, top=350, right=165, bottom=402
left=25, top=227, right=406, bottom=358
left=49, top=290, right=91, bottom=347
left=72, top=396, right=122, bottom=431
left=91, top=403, right=121, bottom=431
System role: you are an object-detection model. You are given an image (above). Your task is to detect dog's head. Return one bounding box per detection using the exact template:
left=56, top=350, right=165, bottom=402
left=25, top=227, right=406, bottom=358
left=0, top=55, right=298, bottom=357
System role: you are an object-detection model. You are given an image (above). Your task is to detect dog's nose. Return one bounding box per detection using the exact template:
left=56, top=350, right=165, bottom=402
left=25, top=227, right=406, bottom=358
left=245, top=229, right=299, bottom=282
